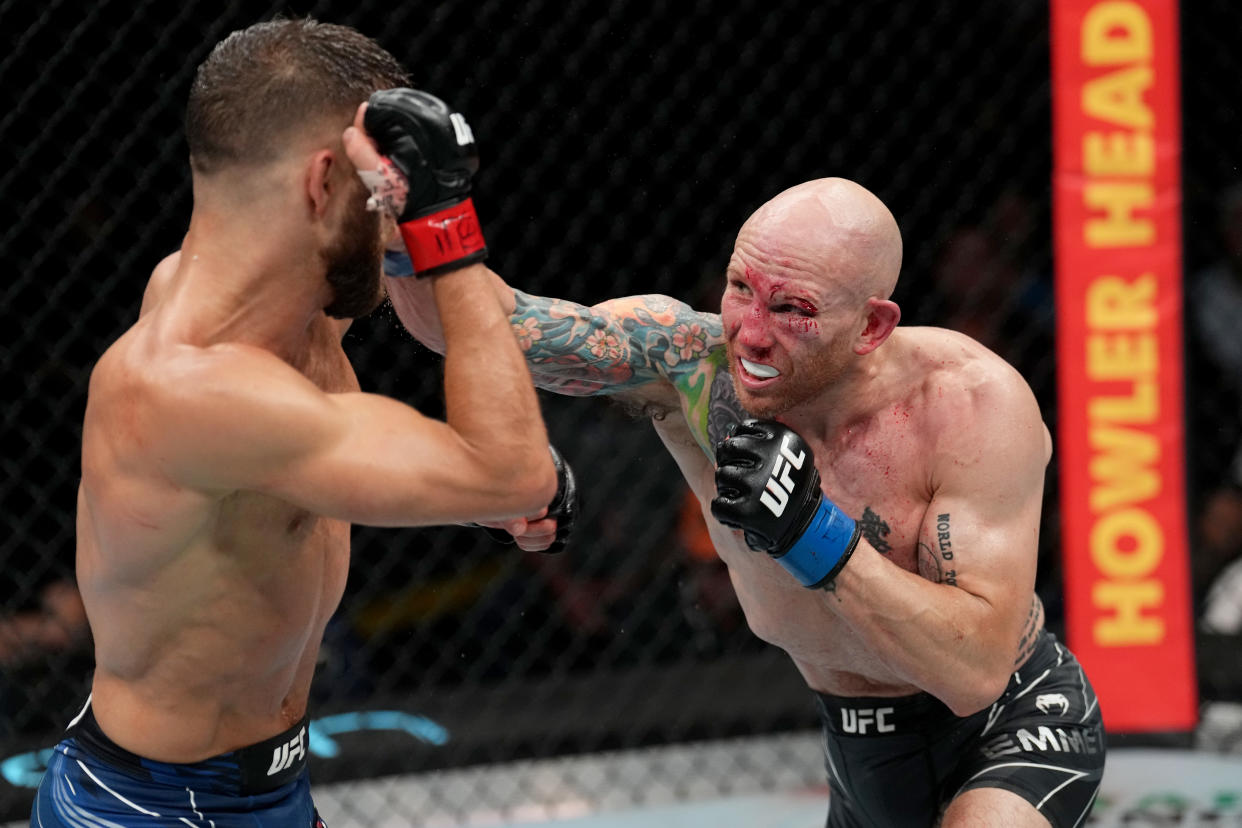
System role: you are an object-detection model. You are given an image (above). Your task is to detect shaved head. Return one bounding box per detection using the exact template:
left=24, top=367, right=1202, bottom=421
left=722, top=178, right=905, bottom=417
left=740, top=178, right=903, bottom=302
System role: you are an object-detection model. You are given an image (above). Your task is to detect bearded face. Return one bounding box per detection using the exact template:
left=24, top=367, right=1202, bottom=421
left=322, top=180, right=385, bottom=320
left=724, top=328, right=855, bottom=419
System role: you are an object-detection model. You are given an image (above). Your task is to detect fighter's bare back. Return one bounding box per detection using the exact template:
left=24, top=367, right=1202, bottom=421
left=78, top=257, right=355, bottom=763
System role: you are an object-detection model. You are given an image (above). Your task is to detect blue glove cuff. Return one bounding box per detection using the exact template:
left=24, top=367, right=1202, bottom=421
left=383, top=248, right=417, bottom=278
left=774, top=496, right=861, bottom=588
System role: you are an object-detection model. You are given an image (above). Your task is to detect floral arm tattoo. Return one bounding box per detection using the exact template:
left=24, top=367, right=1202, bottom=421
left=510, top=289, right=725, bottom=419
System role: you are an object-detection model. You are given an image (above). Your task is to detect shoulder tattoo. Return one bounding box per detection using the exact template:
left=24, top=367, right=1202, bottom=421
left=917, top=511, right=958, bottom=587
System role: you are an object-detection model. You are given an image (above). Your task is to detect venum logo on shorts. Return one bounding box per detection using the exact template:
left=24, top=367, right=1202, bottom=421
left=1035, top=693, right=1071, bottom=715
left=760, top=435, right=806, bottom=517
left=840, top=707, right=896, bottom=734
left=267, top=725, right=307, bottom=776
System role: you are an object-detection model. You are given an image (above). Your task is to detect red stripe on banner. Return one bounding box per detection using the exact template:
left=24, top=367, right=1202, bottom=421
left=1052, top=0, right=1197, bottom=732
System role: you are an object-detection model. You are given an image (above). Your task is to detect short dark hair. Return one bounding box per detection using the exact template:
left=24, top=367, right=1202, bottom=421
left=186, top=18, right=408, bottom=174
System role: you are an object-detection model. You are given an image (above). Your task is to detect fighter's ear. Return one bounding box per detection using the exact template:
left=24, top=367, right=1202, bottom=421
left=304, top=149, right=335, bottom=219
left=855, top=297, right=900, bottom=355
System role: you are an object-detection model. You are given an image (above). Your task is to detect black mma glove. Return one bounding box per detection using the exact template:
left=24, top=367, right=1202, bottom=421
left=363, top=88, right=487, bottom=277
left=542, top=444, right=578, bottom=554
left=478, top=445, right=578, bottom=554
left=710, top=419, right=860, bottom=589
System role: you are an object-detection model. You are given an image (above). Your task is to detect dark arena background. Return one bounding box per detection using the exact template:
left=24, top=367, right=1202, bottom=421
left=2, top=1, right=1241, bottom=825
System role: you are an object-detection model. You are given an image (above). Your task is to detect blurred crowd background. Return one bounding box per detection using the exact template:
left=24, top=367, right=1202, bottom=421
left=2, top=0, right=1241, bottom=821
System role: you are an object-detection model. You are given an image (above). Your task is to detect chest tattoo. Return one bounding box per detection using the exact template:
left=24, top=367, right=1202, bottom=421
left=858, top=506, right=892, bottom=555
left=706, top=369, right=748, bottom=449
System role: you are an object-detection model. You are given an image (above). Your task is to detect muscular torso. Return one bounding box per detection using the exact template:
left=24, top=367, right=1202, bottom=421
left=653, top=327, right=1044, bottom=697
left=78, top=309, right=355, bottom=762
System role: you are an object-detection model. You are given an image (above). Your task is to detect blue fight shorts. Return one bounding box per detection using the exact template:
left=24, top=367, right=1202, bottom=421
left=31, top=699, right=324, bottom=827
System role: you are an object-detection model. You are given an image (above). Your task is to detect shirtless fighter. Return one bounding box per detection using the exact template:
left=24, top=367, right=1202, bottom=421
left=33, top=21, right=566, bottom=827
left=383, top=178, right=1106, bottom=826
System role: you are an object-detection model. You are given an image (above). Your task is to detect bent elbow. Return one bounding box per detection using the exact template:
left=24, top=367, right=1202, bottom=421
left=508, top=452, right=558, bottom=515
left=944, top=671, right=1011, bottom=718
left=485, top=445, right=557, bottom=517
left=946, top=695, right=995, bottom=719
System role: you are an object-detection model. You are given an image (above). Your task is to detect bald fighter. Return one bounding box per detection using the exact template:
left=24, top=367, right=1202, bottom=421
left=33, top=20, right=562, bottom=827
left=385, top=178, right=1106, bottom=827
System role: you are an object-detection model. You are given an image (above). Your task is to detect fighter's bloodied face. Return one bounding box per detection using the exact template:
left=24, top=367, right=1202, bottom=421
left=720, top=245, right=858, bottom=418
left=322, top=176, right=385, bottom=319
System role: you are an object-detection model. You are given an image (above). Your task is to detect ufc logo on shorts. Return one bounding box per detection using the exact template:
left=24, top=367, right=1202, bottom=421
left=267, top=726, right=307, bottom=776
left=759, top=435, right=806, bottom=517
left=841, top=707, right=896, bottom=734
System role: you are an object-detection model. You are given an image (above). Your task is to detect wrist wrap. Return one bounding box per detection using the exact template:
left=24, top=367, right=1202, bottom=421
left=383, top=248, right=416, bottom=278
left=773, top=496, right=861, bottom=589
left=398, top=198, right=488, bottom=277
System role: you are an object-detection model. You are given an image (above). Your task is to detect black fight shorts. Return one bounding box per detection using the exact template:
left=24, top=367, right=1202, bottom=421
left=815, top=630, right=1104, bottom=828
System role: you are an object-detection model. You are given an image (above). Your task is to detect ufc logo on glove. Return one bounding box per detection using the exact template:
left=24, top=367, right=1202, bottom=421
left=711, top=420, right=860, bottom=589
left=760, top=435, right=807, bottom=517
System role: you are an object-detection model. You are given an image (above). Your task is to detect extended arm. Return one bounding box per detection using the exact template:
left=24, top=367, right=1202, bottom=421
left=361, top=84, right=724, bottom=410
left=386, top=264, right=724, bottom=406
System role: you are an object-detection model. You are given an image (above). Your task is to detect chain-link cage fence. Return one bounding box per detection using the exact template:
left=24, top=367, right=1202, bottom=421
left=1181, top=1, right=1242, bottom=673
left=1, top=0, right=1238, bottom=824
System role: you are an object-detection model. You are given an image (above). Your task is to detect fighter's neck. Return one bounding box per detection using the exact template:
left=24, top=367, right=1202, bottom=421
left=164, top=221, right=331, bottom=360
left=778, top=334, right=908, bottom=444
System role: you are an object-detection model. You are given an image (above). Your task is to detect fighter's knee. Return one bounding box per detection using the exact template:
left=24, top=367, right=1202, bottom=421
left=941, top=788, right=1051, bottom=828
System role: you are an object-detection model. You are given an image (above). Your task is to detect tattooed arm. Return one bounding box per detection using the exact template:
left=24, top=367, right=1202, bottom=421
left=385, top=269, right=725, bottom=407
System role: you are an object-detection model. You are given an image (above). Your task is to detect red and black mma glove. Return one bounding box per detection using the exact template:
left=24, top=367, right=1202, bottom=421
left=364, top=88, right=487, bottom=277
left=478, top=445, right=579, bottom=554
left=710, top=420, right=861, bottom=589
